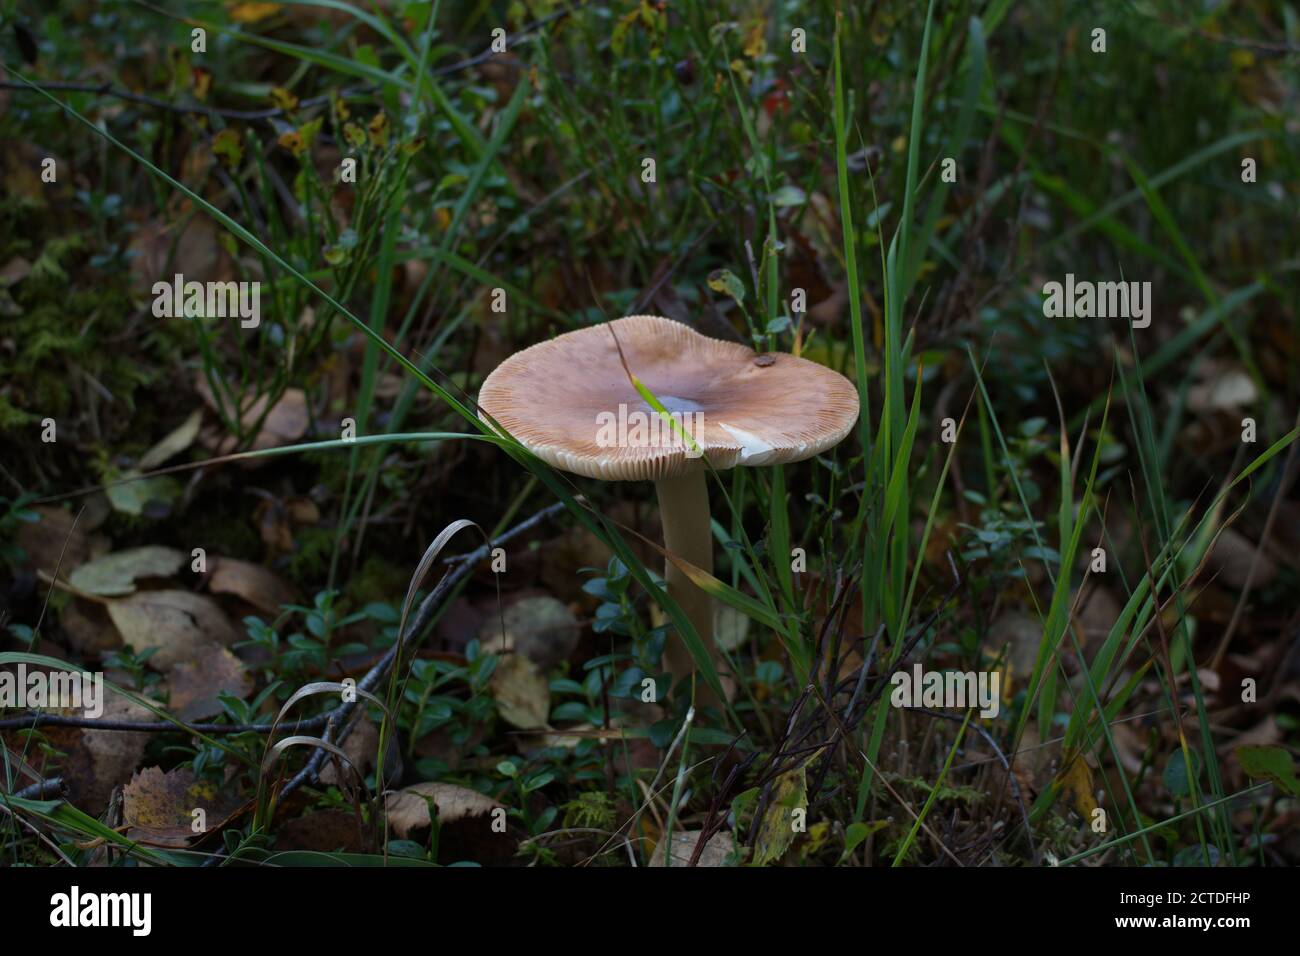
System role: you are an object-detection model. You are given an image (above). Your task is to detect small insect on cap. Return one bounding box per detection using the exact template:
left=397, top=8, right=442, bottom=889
left=476, top=314, right=860, bottom=480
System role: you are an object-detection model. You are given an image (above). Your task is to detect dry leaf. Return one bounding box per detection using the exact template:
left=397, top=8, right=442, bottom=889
left=1187, top=365, right=1257, bottom=412
left=479, top=595, right=578, bottom=668
left=16, top=505, right=106, bottom=575
left=385, top=782, right=500, bottom=839
left=61, top=694, right=153, bottom=814
left=752, top=760, right=809, bottom=866
left=67, top=546, right=185, bottom=597
left=489, top=654, right=550, bottom=730
left=138, top=410, right=203, bottom=471
left=319, top=716, right=379, bottom=786
left=227, top=2, right=282, bottom=25
left=208, top=556, right=297, bottom=615
left=59, top=598, right=122, bottom=656
left=0, top=256, right=32, bottom=285
left=128, top=217, right=227, bottom=299
left=104, top=590, right=239, bottom=670
left=195, top=374, right=309, bottom=456
left=122, top=766, right=244, bottom=847
left=164, top=644, right=253, bottom=721
left=649, top=829, right=734, bottom=867
left=1057, top=753, right=1098, bottom=818
left=1207, top=526, right=1277, bottom=589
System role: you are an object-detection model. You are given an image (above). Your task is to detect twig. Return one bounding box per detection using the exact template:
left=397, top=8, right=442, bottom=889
left=11, top=777, right=66, bottom=800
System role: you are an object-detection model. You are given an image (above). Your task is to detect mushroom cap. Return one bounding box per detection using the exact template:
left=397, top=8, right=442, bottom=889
left=477, top=315, right=860, bottom=481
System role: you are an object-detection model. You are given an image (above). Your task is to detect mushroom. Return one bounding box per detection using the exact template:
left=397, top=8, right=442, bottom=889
left=477, top=315, right=859, bottom=703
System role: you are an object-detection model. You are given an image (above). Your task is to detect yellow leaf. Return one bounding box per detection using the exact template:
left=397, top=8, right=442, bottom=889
left=752, top=757, right=813, bottom=865
left=228, top=2, right=281, bottom=25
left=270, top=87, right=299, bottom=111
left=211, top=128, right=243, bottom=170
left=367, top=111, right=389, bottom=148
left=743, top=17, right=767, bottom=58
left=191, top=67, right=212, bottom=101
left=343, top=122, right=367, bottom=148
left=278, top=118, right=322, bottom=158
left=1057, top=753, right=1098, bottom=818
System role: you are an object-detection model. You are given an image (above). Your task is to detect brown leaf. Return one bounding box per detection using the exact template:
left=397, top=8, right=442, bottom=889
left=385, top=782, right=500, bottom=840
left=195, top=374, right=309, bottom=456
left=104, top=590, right=239, bottom=670
left=208, top=556, right=297, bottom=615
left=16, top=506, right=107, bottom=575
left=122, top=766, right=245, bottom=847
left=0, top=256, right=31, bottom=285
left=649, top=829, right=734, bottom=867
left=275, top=809, right=368, bottom=853
left=128, top=217, right=228, bottom=300
left=488, top=654, right=550, bottom=730
left=1207, top=526, right=1277, bottom=589
left=164, top=644, right=253, bottom=721
left=479, top=595, right=579, bottom=668
left=61, top=695, right=153, bottom=814
left=319, top=716, right=379, bottom=786
left=59, top=598, right=121, bottom=657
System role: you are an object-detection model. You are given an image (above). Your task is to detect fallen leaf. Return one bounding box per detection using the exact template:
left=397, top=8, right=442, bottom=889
left=67, top=546, right=185, bottom=597
left=138, top=409, right=203, bottom=471
left=227, top=2, right=282, bottom=25
left=196, top=375, right=309, bottom=456
left=208, top=556, right=297, bottom=615
left=122, top=766, right=245, bottom=846
left=385, top=782, right=500, bottom=840
left=105, top=470, right=183, bottom=517
left=752, top=760, right=809, bottom=865
left=275, top=809, right=368, bottom=853
left=649, top=829, right=734, bottom=867
left=104, top=590, right=239, bottom=670
left=164, top=644, right=253, bottom=721
left=319, top=716, right=379, bottom=786
left=60, top=694, right=153, bottom=814
left=0, top=256, right=31, bottom=285
left=128, top=217, right=227, bottom=300
left=714, top=602, right=750, bottom=653
left=16, top=505, right=106, bottom=575
left=489, top=653, right=550, bottom=730
left=479, top=595, right=578, bottom=667
left=1187, top=365, right=1257, bottom=412
left=1207, top=526, right=1277, bottom=589
left=1058, top=753, right=1099, bottom=817
left=59, top=598, right=121, bottom=656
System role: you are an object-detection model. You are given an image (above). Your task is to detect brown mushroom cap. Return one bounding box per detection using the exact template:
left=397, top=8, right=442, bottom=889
left=478, top=314, right=860, bottom=480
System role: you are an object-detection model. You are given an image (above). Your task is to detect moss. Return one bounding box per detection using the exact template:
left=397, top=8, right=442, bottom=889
left=349, top=554, right=411, bottom=607
left=286, top=526, right=335, bottom=584
left=182, top=508, right=263, bottom=560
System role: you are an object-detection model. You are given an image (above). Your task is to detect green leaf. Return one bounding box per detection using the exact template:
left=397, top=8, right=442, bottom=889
left=1237, top=745, right=1300, bottom=796
left=1164, top=749, right=1201, bottom=797
left=707, top=268, right=746, bottom=306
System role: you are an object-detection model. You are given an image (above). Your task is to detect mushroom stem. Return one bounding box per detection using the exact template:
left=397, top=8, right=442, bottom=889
left=655, top=470, right=723, bottom=705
